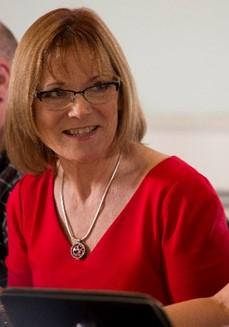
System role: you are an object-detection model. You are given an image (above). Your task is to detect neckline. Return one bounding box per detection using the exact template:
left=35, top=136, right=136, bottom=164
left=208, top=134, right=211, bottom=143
left=59, top=153, right=122, bottom=260
left=52, top=155, right=176, bottom=261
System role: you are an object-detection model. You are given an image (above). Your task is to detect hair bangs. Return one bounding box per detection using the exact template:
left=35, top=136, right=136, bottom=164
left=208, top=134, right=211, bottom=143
left=41, top=25, right=116, bottom=83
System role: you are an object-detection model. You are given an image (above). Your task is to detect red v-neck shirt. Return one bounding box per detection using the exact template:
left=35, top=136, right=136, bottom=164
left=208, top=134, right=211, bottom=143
left=6, top=156, right=229, bottom=304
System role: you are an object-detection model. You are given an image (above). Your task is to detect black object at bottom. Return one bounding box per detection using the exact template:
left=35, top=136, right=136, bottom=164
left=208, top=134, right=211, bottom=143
left=0, top=288, right=172, bottom=327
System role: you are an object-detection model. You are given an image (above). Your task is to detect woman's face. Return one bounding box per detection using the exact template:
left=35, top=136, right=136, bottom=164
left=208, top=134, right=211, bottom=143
left=34, top=49, right=119, bottom=163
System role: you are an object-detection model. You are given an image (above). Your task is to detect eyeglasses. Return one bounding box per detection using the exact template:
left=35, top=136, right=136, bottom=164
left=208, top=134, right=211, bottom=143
left=34, top=80, right=120, bottom=111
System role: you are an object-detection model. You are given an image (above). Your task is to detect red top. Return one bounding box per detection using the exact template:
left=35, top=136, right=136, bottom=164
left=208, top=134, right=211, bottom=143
left=6, top=156, right=229, bottom=305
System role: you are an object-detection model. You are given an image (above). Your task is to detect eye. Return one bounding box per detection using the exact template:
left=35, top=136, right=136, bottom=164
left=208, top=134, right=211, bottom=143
left=89, top=82, right=112, bottom=93
left=41, top=89, right=67, bottom=99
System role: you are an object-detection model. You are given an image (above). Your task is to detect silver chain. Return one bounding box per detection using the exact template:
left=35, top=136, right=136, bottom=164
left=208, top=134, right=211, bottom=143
left=60, top=153, right=121, bottom=244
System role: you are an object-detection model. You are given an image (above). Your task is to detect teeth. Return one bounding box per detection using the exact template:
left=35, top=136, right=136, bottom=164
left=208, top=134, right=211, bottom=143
left=67, top=126, right=95, bottom=136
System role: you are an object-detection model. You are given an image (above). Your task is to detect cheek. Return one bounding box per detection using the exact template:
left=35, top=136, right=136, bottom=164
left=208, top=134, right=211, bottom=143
left=34, top=109, right=60, bottom=134
left=34, top=111, right=62, bottom=150
left=104, top=99, right=119, bottom=125
left=33, top=114, right=60, bottom=151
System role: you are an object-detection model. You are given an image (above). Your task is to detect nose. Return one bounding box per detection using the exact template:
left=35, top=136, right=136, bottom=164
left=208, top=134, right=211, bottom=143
left=67, top=94, right=91, bottom=118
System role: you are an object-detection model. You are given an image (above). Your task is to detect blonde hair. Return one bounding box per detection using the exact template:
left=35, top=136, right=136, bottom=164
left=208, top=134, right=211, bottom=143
left=5, top=7, right=146, bottom=174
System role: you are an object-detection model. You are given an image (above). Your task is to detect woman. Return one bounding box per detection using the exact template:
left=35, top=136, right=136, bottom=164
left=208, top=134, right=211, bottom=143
left=5, top=7, right=229, bottom=305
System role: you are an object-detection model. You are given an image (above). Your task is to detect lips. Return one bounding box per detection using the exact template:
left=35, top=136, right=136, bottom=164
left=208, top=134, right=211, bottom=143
left=63, top=125, right=98, bottom=136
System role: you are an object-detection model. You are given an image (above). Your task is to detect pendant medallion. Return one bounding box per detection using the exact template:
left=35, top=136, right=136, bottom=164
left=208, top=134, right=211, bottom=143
left=71, top=241, right=86, bottom=259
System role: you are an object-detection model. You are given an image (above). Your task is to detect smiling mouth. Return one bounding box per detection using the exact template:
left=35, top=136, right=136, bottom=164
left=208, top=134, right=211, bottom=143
left=63, top=126, right=98, bottom=136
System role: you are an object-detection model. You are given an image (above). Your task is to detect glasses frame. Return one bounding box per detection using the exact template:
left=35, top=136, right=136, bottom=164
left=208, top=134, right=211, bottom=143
left=34, top=80, right=121, bottom=107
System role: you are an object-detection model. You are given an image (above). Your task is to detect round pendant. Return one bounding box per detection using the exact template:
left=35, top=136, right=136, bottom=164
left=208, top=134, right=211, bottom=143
left=71, top=241, right=86, bottom=259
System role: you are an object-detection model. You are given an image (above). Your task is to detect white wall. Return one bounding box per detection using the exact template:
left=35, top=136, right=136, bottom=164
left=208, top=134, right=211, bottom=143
left=1, top=0, right=229, bottom=190
left=145, top=113, right=229, bottom=190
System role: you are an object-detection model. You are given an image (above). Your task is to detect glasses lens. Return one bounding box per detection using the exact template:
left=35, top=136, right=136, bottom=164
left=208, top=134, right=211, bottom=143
left=84, top=82, right=119, bottom=104
left=40, top=90, right=73, bottom=110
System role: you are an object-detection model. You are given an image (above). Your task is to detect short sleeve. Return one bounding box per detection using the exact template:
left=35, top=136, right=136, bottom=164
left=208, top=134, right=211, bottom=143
left=162, top=173, right=229, bottom=302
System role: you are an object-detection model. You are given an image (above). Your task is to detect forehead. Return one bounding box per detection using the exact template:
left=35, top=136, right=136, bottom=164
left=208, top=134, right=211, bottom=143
left=40, top=44, right=114, bottom=85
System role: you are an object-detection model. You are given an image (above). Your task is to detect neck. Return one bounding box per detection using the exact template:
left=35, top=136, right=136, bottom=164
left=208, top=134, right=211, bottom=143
left=59, top=152, right=122, bottom=260
left=58, top=152, right=121, bottom=202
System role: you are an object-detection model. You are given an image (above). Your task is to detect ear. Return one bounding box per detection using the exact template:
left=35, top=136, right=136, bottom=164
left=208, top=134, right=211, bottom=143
left=0, top=62, right=10, bottom=100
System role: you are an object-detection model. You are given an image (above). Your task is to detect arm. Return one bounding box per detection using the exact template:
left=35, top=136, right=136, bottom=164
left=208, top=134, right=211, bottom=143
left=162, top=172, right=229, bottom=302
left=164, top=283, right=229, bottom=327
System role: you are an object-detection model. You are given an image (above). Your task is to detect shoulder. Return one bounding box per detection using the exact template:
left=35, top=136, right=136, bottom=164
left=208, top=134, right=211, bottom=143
left=138, top=154, right=222, bottom=216
left=154, top=157, right=225, bottom=224
left=6, top=169, right=56, bottom=237
left=148, top=155, right=215, bottom=193
left=125, top=144, right=217, bottom=199
left=19, top=168, right=53, bottom=186
left=8, top=169, right=54, bottom=202
left=129, top=144, right=208, bottom=185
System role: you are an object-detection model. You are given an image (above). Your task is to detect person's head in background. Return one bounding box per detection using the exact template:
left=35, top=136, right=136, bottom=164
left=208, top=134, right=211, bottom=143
left=0, top=22, right=17, bottom=151
left=5, top=8, right=146, bottom=174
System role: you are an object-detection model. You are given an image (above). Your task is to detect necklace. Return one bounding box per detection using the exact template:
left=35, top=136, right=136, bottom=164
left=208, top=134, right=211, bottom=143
left=60, top=153, right=121, bottom=260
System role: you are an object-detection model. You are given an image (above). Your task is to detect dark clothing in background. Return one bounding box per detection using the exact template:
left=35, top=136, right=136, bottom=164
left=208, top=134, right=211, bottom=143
left=0, top=151, right=20, bottom=287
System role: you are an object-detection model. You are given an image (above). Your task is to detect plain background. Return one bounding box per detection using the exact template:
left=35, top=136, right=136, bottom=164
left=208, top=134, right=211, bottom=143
left=1, top=0, right=229, bottom=190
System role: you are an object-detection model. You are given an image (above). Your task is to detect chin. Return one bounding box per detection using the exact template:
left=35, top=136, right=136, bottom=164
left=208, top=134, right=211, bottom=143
left=60, top=147, right=115, bottom=163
